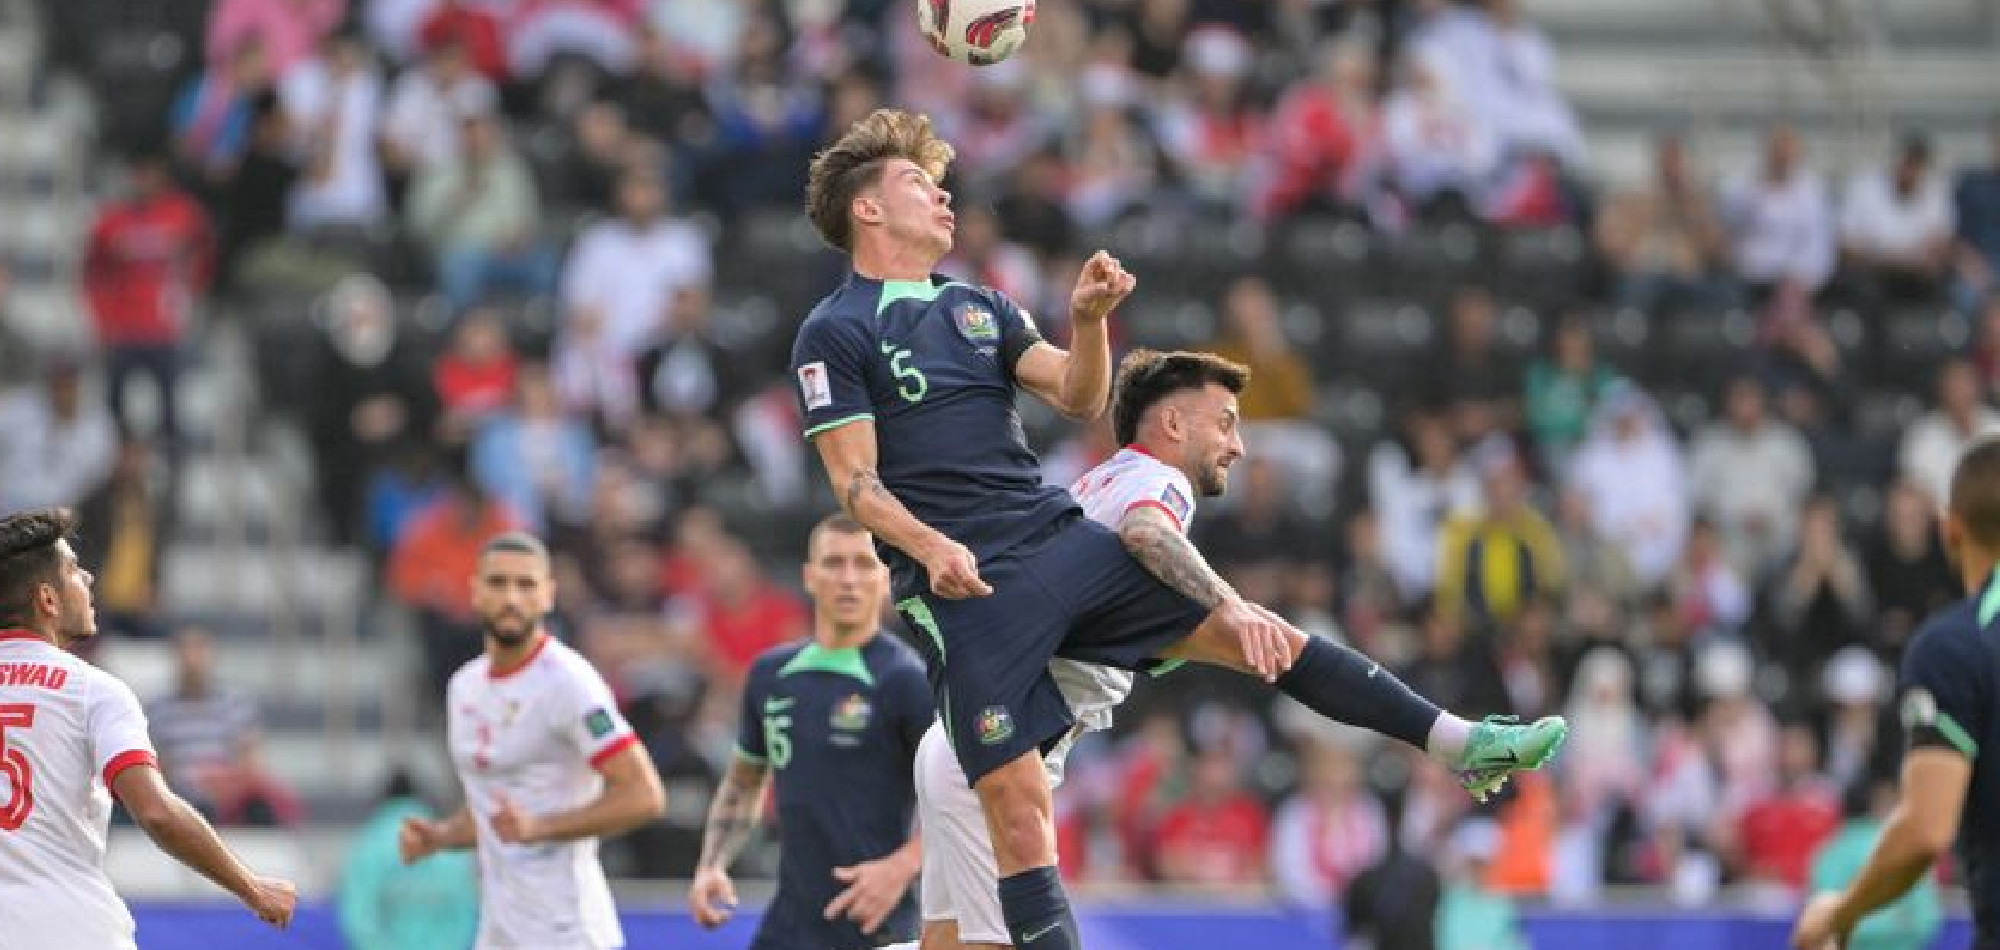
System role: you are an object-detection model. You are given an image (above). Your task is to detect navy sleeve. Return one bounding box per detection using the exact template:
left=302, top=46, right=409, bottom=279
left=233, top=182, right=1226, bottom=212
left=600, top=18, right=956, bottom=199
left=1900, top=621, right=1989, bottom=760
left=792, top=314, right=877, bottom=438
left=736, top=662, right=769, bottom=762
left=889, top=661, right=936, bottom=757
left=987, top=289, right=1045, bottom=374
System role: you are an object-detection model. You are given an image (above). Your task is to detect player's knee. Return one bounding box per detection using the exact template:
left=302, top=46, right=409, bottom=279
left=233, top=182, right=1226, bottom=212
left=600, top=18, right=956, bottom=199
left=974, top=763, right=1054, bottom=866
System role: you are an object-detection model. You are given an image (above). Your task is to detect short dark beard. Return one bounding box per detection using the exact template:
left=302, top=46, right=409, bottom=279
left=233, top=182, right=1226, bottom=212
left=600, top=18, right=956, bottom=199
left=483, top=617, right=538, bottom=648
left=1196, top=466, right=1227, bottom=498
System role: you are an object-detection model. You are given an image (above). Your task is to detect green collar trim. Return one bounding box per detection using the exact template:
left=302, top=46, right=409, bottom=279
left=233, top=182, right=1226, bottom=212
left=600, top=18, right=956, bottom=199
left=778, top=642, right=874, bottom=686
left=1979, top=566, right=2000, bottom=628
left=875, top=277, right=968, bottom=316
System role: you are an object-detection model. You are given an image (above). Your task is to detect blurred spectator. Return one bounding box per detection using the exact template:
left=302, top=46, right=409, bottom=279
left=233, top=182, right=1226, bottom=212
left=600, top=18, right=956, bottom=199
left=507, top=0, right=643, bottom=79
left=0, top=358, right=117, bottom=514
left=635, top=284, right=744, bottom=424
left=1898, top=357, right=2000, bottom=508
left=1063, top=68, right=1161, bottom=229
left=1399, top=603, right=1510, bottom=716
left=417, top=0, right=509, bottom=82
left=1724, top=125, right=1836, bottom=300
left=941, top=204, right=1040, bottom=306
left=1863, top=478, right=1957, bottom=656
left=1552, top=491, right=1640, bottom=608
left=380, top=38, right=499, bottom=199
left=615, top=28, right=715, bottom=165
left=207, top=734, right=306, bottom=827
left=559, top=169, right=713, bottom=361
left=1666, top=519, right=1752, bottom=636
left=1370, top=407, right=1481, bottom=598
left=1435, top=819, right=1531, bottom=950
left=1126, top=0, right=1194, bottom=81
left=407, top=111, right=555, bottom=312
left=702, top=14, right=822, bottom=212
left=387, top=472, right=522, bottom=697
left=215, top=94, right=303, bottom=292
left=1207, top=275, right=1339, bottom=498
left=1767, top=495, right=1874, bottom=675
left=1808, top=778, right=1943, bottom=950
left=1817, top=647, right=1897, bottom=794
left=1524, top=313, right=1622, bottom=471
left=1199, top=459, right=1326, bottom=613
left=1688, top=375, right=1815, bottom=577
left=1595, top=133, right=1734, bottom=314
left=205, top=0, right=344, bottom=81
left=1342, top=799, right=1443, bottom=950
left=1953, top=116, right=2000, bottom=313
left=951, top=63, right=1046, bottom=194
left=1733, top=722, right=1838, bottom=886
left=1839, top=133, right=1955, bottom=305
left=1972, top=296, right=2000, bottom=399
left=365, top=444, right=453, bottom=556
left=683, top=537, right=807, bottom=685
left=1335, top=509, right=1407, bottom=651
left=1695, top=641, right=1781, bottom=825
left=1153, top=746, right=1270, bottom=886
left=1258, top=39, right=1373, bottom=221
left=337, top=772, right=481, bottom=950
left=470, top=364, right=598, bottom=533
left=994, top=147, right=1079, bottom=264
left=1270, top=738, right=1388, bottom=909
left=1758, top=312, right=1855, bottom=454
left=1567, top=385, right=1690, bottom=587
left=171, top=40, right=276, bottom=185
left=76, top=438, right=171, bottom=640
left=1472, top=0, right=1583, bottom=162
left=548, top=101, right=640, bottom=215
left=1427, top=285, right=1521, bottom=444
left=1157, top=27, right=1266, bottom=210
left=432, top=307, right=522, bottom=441
left=1558, top=648, right=1646, bottom=825
left=83, top=152, right=213, bottom=453
left=311, top=277, right=438, bottom=545
left=1436, top=444, right=1564, bottom=629
left=146, top=629, right=261, bottom=814
left=280, top=32, right=389, bottom=233
left=1378, top=54, right=1499, bottom=225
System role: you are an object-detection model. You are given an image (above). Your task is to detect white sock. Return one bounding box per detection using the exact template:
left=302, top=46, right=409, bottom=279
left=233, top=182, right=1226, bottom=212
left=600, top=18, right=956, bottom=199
left=879, top=943, right=921, bottom=950
left=1425, top=713, right=1475, bottom=766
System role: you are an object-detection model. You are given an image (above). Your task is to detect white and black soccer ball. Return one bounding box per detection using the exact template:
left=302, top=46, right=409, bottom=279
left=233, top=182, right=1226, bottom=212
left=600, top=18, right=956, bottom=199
left=918, top=0, right=1035, bottom=65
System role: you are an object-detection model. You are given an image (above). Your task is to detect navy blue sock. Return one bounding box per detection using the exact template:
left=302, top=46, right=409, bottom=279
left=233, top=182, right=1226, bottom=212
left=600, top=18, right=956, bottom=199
left=1276, top=636, right=1441, bottom=750
left=998, top=865, right=1080, bottom=950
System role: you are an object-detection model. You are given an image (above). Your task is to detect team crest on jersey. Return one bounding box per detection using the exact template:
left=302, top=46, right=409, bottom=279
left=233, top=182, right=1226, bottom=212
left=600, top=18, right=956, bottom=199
left=1161, top=483, right=1192, bottom=525
left=954, top=304, right=1001, bottom=343
left=831, top=693, right=873, bottom=732
left=977, top=705, right=1015, bottom=745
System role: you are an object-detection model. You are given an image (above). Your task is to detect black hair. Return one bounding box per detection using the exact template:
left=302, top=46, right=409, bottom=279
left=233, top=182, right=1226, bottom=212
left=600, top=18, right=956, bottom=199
left=1109, top=348, right=1252, bottom=446
left=0, top=509, right=76, bottom=628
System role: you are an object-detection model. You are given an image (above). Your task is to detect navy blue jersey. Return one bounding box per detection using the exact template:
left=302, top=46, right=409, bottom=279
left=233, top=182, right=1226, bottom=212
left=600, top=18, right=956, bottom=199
left=790, top=273, right=1078, bottom=591
left=1900, top=570, right=2000, bottom=940
left=736, top=634, right=933, bottom=949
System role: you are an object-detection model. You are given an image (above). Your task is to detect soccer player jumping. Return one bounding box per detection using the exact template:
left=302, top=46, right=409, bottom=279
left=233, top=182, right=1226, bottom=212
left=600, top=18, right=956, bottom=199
left=791, top=108, right=1566, bottom=950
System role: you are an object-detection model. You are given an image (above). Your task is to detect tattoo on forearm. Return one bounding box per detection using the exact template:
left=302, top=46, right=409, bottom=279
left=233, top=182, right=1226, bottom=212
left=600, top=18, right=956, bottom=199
left=696, top=772, right=765, bottom=872
left=844, top=469, right=890, bottom=519
left=1123, top=517, right=1233, bottom=610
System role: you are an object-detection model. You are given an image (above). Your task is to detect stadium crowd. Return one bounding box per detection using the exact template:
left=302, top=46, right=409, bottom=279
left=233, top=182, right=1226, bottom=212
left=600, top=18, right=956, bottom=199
left=12, top=0, right=2000, bottom=921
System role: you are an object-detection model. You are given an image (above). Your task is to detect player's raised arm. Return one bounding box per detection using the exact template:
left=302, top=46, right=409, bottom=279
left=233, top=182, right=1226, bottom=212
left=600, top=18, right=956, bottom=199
left=690, top=753, right=775, bottom=929
left=1012, top=251, right=1134, bottom=420
left=111, top=764, right=298, bottom=929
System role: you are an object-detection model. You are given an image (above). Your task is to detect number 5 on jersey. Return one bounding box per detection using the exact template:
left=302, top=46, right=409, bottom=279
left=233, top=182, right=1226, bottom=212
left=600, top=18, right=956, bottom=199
left=763, top=697, right=794, bottom=770
left=882, top=341, right=928, bottom=403
left=0, top=703, right=36, bottom=830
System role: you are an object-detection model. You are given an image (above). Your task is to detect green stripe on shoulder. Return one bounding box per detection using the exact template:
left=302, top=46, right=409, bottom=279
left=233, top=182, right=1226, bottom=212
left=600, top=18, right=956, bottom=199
left=1939, top=711, right=1981, bottom=759
left=804, top=413, right=874, bottom=438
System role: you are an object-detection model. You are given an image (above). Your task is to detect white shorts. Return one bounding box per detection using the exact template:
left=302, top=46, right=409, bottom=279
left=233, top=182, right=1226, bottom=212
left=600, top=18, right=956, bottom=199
left=915, top=720, right=1009, bottom=945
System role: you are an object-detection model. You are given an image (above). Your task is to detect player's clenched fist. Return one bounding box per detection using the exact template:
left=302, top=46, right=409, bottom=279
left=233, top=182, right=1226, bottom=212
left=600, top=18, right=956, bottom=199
left=921, top=537, right=991, bottom=599
left=242, top=876, right=298, bottom=929
left=1070, top=250, right=1136, bottom=325
left=398, top=815, right=444, bottom=864
left=689, top=866, right=739, bottom=929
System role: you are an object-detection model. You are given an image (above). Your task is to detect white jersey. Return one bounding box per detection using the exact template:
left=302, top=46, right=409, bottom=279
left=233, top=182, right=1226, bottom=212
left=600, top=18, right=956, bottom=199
left=1043, top=446, right=1201, bottom=780
left=447, top=636, right=639, bottom=950
left=0, top=631, right=157, bottom=950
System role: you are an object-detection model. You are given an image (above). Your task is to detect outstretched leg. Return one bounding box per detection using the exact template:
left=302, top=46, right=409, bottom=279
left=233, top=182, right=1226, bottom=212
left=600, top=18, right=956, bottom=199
left=974, top=752, right=1078, bottom=950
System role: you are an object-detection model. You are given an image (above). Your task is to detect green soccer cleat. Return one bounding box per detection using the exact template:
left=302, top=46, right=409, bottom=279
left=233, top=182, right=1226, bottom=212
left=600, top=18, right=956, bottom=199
left=1455, top=715, right=1568, bottom=803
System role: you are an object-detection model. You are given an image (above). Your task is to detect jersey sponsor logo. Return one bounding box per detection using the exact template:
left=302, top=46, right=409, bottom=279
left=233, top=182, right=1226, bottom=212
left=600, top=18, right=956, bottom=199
left=0, top=663, right=67, bottom=691
left=764, top=696, right=796, bottom=714
left=584, top=707, right=616, bottom=739
left=798, top=361, right=832, bottom=410
left=976, top=705, right=1015, bottom=746
left=953, top=304, right=1001, bottom=343
left=1160, top=483, right=1192, bottom=525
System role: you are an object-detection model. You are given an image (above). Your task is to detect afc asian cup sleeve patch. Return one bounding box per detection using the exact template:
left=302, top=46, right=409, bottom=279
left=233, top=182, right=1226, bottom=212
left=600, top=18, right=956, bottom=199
left=585, top=707, right=616, bottom=739
left=1160, top=483, right=1193, bottom=527
left=797, top=361, right=832, bottom=410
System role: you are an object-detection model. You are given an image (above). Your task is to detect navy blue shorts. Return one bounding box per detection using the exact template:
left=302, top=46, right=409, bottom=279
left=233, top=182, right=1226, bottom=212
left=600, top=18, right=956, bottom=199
left=894, top=512, right=1211, bottom=784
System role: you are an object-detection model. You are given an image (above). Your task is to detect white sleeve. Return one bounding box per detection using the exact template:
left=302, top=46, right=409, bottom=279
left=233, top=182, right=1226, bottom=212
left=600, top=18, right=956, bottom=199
left=554, top=657, right=638, bottom=770
left=1121, top=466, right=1198, bottom=534
left=88, top=674, right=157, bottom=789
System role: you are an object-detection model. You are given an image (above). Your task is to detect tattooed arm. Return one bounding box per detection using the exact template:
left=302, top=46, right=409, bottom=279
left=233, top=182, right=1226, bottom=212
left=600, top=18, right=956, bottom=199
left=811, top=420, right=991, bottom=599
left=689, top=755, right=773, bottom=929
left=1116, top=504, right=1235, bottom=608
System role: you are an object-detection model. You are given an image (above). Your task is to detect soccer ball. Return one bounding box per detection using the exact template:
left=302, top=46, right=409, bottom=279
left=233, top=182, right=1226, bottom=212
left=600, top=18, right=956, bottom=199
left=919, top=0, right=1035, bottom=65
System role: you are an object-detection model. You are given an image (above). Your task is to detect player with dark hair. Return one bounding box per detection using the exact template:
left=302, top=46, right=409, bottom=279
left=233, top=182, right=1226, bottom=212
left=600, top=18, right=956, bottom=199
left=400, top=531, right=666, bottom=950
left=1795, top=439, right=2000, bottom=950
left=689, top=514, right=934, bottom=949
left=794, top=109, right=1564, bottom=950
left=0, top=508, right=297, bottom=946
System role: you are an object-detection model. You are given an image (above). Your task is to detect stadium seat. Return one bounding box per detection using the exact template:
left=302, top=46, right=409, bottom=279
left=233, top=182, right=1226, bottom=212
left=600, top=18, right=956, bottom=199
left=1657, top=307, right=1757, bottom=390
left=1332, top=299, right=1433, bottom=388
left=1380, top=223, right=1485, bottom=292
left=1878, top=307, right=1970, bottom=391
left=1495, top=225, right=1588, bottom=306
left=1593, top=306, right=1656, bottom=381
left=1271, top=215, right=1373, bottom=307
